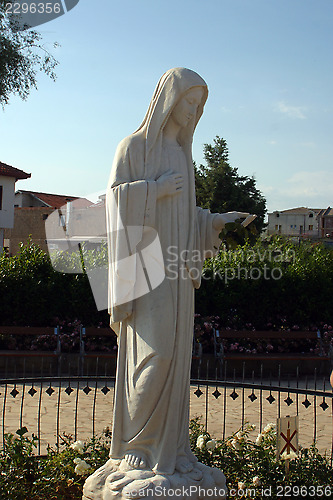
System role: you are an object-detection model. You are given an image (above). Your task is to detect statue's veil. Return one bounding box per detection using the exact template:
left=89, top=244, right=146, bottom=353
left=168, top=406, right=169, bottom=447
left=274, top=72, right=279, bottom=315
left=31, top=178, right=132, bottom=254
left=107, top=68, right=208, bottom=327
left=133, top=67, right=208, bottom=180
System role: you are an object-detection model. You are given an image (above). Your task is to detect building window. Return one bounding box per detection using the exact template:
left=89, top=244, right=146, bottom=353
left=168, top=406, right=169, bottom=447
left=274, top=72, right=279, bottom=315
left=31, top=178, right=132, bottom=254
left=309, top=213, right=314, bottom=218
left=309, top=225, right=313, bottom=231
left=59, top=214, right=66, bottom=227
left=0, top=185, right=2, bottom=210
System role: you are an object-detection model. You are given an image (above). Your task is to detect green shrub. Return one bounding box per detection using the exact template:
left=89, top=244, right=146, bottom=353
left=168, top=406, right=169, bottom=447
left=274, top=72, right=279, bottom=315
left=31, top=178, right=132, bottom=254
left=0, top=239, right=109, bottom=327
left=190, top=418, right=333, bottom=497
left=1, top=237, right=333, bottom=330
left=0, top=427, right=111, bottom=499
left=0, top=423, right=332, bottom=500
left=197, top=237, right=333, bottom=329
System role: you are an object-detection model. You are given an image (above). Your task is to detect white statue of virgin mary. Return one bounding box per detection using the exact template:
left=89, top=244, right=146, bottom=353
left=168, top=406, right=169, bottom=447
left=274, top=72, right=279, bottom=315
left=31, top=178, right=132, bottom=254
left=83, top=68, right=247, bottom=499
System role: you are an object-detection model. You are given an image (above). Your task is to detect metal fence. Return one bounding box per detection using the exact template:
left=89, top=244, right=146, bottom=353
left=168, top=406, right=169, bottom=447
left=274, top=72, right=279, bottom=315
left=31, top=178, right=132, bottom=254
left=1, top=360, right=332, bottom=463
left=0, top=352, right=116, bottom=379
left=0, top=326, right=117, bottom=379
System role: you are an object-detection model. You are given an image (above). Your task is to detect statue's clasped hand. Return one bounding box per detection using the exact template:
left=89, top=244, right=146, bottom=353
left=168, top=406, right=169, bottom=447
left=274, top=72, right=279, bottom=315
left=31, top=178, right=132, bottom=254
left=212, top=211, right=250, bottom=232
left=157, top=170, right=183, bottom=199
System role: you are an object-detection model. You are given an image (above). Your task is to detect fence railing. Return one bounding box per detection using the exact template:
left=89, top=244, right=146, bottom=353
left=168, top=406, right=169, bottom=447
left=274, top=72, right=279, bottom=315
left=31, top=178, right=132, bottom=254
left=1, top=361, right=332, bottom=463
left=0, top=326, right=117, bottom=378
left=1, top=325, right=332, bottom=379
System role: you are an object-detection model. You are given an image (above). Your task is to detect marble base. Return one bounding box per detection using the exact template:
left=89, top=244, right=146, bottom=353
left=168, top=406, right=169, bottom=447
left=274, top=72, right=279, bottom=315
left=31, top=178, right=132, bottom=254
left=82, top=459, right=227, bottom=500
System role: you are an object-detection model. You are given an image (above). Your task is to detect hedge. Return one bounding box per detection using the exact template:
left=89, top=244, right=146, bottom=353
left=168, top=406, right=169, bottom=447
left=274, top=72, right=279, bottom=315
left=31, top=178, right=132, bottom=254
left=1, top=237, right=332, bottom=330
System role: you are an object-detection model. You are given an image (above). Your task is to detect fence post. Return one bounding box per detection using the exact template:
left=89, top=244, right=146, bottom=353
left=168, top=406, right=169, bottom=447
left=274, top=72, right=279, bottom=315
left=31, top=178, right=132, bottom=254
left=55, top=326, right=61, bottom=376
left=80, top=327, right=86, bottom=376
left=329, top=344, right=333, bottom=369
left=317, top=329, right=324, bottom=356
left=213, top=329, right=224, bottom=378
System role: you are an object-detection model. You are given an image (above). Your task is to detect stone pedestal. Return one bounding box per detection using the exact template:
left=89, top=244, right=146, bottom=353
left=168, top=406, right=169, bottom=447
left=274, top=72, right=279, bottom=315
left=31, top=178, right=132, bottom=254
left=83, top=459, right=227, bottom=500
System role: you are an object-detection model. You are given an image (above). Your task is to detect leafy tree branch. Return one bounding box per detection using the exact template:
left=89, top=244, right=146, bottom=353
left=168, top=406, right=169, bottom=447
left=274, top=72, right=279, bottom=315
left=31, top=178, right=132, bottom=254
left=0, top=0, right=59, bottom=107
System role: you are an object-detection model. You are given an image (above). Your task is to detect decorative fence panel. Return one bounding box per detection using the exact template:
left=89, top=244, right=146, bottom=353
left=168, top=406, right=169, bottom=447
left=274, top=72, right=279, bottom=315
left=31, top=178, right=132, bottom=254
left=1, top=361, right=332, bottom=462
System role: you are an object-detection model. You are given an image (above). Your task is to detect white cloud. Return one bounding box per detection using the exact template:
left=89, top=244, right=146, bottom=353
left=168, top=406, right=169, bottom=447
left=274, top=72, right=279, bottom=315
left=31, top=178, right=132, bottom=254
left=263, top=171, right=333, bottom=212
left=285, top=170, right=333, bottom=198
left=276, top=101, right=307, bottom=119
left=258, top=184, right=274, bottom=194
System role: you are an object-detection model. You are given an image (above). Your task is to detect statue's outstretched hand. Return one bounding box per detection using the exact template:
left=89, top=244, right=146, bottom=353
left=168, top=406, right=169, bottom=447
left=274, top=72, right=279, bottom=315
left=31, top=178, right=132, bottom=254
left=157, top=171, right=183, bottom=199
left=212, top=211, right=250, bottom=231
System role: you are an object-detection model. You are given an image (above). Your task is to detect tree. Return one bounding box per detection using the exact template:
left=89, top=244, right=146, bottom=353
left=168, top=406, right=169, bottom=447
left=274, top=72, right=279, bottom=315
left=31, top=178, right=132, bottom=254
left=0, top=0, right=58, bottom=107
left=195, top=136, right=267, bottom=233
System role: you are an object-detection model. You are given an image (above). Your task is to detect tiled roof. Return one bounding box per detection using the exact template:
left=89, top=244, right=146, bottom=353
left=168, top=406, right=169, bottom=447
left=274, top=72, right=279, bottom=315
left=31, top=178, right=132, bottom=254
left=273, top=207, right=323, bottom=215
left=16, top=190, right=92, bottom=209
left=0, top=161, right=31, bottom=180
left=323, top=207, right=333, bottom=217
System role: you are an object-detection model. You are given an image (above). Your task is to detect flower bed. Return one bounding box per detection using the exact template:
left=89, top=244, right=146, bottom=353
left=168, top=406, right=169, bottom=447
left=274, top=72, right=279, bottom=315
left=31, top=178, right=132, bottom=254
left=194, top=315, right=333, bottom=356
left=1, top=315, right=332, bottom=358
left=1, top=422, right=332, bottom=499
left=0, top=319, right=117, bottom=354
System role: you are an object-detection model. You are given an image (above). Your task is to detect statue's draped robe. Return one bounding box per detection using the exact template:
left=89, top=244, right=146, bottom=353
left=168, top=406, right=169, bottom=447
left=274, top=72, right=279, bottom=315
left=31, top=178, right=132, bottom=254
left=106, top=68, right=220, bottom=475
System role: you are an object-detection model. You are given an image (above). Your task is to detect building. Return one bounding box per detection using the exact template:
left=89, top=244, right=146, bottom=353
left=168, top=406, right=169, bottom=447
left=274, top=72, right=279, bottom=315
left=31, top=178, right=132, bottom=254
left=267, top=207, right=323, bottom=238
left=14, top=190, right=79, bottom=208
left=45, top=194, right=106, bottom=252
left=0, top=162, right=31, bottom=252
left=318, top=207, right=333, bottom=238
left=4, top=190, right=92, bottom=255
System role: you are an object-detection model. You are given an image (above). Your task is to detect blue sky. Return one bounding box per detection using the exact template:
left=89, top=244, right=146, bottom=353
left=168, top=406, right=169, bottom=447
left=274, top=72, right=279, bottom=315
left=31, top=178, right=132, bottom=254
left=1, top=0, right=332, bottom=212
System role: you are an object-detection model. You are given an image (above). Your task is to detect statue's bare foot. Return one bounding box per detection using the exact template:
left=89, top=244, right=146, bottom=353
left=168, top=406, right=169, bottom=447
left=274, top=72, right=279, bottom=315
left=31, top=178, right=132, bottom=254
left=188, top=467, right=203, bottom=480
left=186, top=447, right=198, bottom=464
left=175, top=456, right=193, bottom=474
left=122, top=451, right=147, bottom=469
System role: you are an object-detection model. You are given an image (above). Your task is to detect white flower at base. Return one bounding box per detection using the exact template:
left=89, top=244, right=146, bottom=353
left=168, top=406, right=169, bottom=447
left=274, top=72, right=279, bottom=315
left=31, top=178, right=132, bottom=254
left=263, top=423, right=276, bottom=434
left=255, top=433, right=263, bottom=445
left=236, top=431, right=244, bottom=440
left=238, top=481, right=246, bottom=490
left=253, top=476, right=261, bottom=487
left=71, top=440, right=84, bottom=453
left=281, top=451, right=297, bottom=461
left=206, top=439, right=216, bottom=451
left=231, top=439, right=241, bottom=450
left=74, top=458, right=91, bottom=475
left=196, top=435, right=205, bottom=450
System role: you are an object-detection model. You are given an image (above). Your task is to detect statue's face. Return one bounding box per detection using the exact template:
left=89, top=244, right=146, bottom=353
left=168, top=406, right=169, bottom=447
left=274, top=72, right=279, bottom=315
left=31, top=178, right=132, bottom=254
left=170, top=87, right=203, bottom=129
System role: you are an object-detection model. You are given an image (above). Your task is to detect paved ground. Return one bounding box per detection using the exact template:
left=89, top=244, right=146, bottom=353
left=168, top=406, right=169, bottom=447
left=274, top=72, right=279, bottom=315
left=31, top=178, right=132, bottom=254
left=1, top=380, right=332, bottom=457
